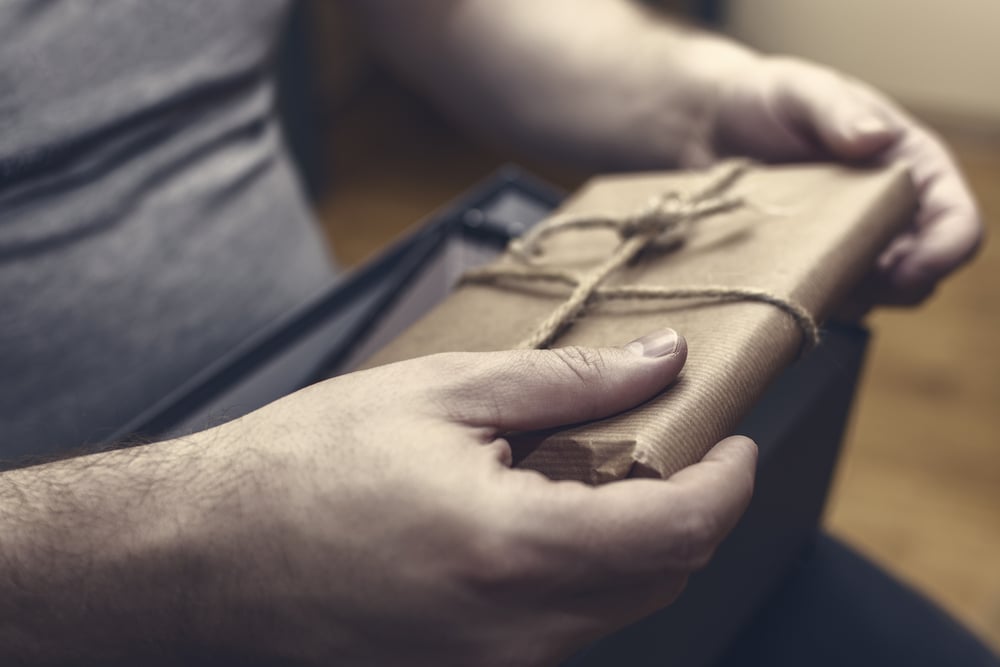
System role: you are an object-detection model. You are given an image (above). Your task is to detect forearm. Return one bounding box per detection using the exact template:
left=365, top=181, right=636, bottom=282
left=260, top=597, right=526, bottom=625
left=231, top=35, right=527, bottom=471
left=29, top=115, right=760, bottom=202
left=0, top=430, right=249, bottom=664
left=348, top=0, right=759, bottom=168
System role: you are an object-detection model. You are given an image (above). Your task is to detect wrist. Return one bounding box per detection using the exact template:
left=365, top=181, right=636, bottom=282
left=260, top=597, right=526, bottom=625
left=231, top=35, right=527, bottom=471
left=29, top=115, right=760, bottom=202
left=641, top=27, right=762, bottom=168
left=536, top=20, right=764, bottom=170
left=163, top=423, right=276, bottom=659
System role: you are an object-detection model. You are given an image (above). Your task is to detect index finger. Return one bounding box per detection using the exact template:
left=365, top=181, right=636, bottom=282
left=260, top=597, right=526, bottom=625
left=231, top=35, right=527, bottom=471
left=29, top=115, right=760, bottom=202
left=500, top=436, right=758, bottom=586
left=885, top=135, right=983, bottom=292
left=847, top=85, right=984, bottom=296
left=588, top=435, right=758, bottom=572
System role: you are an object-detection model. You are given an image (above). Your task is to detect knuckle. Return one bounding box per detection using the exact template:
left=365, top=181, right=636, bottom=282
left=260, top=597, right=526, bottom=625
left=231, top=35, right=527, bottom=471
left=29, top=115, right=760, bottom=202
left=423, top=353, right=507, bottom=423
left=453, top=486, right=567, bottom=594
left=548, top=346, right=609, bottom=385
left=669, top=507, right=720, bottom=571
left=770, top=56, right=841, bottom=105
left=457, top=526, right=538, bottom=593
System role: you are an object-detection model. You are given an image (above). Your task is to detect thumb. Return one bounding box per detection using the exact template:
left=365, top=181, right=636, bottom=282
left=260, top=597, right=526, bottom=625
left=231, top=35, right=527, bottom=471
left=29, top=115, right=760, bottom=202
left=778, top=62, right=901, bottom=160
left=431, top=327, right=687, bottom=433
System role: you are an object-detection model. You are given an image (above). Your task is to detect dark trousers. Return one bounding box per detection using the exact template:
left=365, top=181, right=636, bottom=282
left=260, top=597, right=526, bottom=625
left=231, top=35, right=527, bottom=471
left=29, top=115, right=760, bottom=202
left=716, top=533, right=999, bottom=666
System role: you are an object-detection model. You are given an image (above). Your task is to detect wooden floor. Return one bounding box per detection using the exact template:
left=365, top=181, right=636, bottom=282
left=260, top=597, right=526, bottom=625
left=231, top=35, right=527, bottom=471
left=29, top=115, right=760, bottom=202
left=825, top=130, right=1000, bottom=650
left=315, top=75, right=1000, bottom=651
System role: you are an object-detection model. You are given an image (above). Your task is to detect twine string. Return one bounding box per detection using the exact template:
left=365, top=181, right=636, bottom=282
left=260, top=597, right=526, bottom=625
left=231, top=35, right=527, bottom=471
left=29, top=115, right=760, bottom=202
left=460, top=161, right=820, bottom=351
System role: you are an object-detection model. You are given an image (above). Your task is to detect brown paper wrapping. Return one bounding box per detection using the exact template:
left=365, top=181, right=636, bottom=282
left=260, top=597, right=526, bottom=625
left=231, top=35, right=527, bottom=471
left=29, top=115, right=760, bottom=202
left=361, top=163, right=916, bottom=483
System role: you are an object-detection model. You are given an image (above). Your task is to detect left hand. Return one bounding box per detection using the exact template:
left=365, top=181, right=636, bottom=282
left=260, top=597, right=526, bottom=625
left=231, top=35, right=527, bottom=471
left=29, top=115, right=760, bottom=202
left=194, top=329, right=755, bottom=665
left=687, top=55, right=983, bottom=305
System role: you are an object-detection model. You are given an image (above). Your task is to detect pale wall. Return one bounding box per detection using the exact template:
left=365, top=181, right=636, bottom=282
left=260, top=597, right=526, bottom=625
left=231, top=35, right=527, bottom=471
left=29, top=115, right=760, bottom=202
left=725, top=0, right=1000, bottom=123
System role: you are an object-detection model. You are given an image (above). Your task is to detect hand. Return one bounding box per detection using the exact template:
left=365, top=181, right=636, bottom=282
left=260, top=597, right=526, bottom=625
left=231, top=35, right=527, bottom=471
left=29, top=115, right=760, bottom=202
left=348, top=2, right=981, bottom=305
left=690, top=55, right=983, bottom=305
left=202, top=328, right=756, bottom=665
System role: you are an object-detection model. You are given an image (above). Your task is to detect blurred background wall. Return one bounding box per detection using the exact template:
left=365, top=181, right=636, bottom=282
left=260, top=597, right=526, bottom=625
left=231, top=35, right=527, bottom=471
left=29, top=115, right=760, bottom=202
left=726, top=0, right=1000, bottom=124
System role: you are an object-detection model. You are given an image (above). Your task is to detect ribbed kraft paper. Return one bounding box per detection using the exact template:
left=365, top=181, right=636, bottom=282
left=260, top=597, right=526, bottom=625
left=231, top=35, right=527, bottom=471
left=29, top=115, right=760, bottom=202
left=361, top=163, right=916, bottom=483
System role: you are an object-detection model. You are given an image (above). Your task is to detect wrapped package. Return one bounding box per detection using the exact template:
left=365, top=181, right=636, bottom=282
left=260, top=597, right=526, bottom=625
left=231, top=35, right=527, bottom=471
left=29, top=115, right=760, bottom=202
left=361, top=162, right=915, bottom=483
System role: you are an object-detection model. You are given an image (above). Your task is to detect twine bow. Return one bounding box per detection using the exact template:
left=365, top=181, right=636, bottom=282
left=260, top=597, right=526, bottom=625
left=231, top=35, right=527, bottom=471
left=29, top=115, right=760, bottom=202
left=460, top=161, right=820, bottom=351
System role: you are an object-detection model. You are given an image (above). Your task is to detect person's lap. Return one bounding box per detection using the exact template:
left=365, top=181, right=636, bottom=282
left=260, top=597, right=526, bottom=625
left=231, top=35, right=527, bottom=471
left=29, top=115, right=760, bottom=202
left=716, top=533, right=1000, bottom=666
left=567, top=532, right=998, bottom=666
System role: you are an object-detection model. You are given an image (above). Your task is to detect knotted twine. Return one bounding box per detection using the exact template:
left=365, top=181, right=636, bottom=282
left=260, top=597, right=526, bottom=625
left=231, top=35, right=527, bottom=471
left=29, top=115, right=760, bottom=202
left=460, top=161, right=821, bottom=352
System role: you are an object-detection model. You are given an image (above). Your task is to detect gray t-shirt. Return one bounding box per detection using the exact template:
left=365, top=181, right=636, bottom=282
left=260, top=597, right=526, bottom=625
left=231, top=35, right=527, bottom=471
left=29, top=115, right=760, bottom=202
left=0, top=1, right=335, bottom=458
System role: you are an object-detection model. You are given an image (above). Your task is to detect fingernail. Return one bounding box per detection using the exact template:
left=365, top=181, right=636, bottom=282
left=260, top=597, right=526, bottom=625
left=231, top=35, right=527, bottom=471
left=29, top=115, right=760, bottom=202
left=852, top=116, right=890, bottom=137
left=624, top=328, right=679, bottom=358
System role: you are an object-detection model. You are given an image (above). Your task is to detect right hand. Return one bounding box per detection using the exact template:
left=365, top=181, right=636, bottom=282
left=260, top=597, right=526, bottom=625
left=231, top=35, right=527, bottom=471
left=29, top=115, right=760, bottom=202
left=694, top=55, right=983, bottom=306
left=199, top=327, right=757, bottom=666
